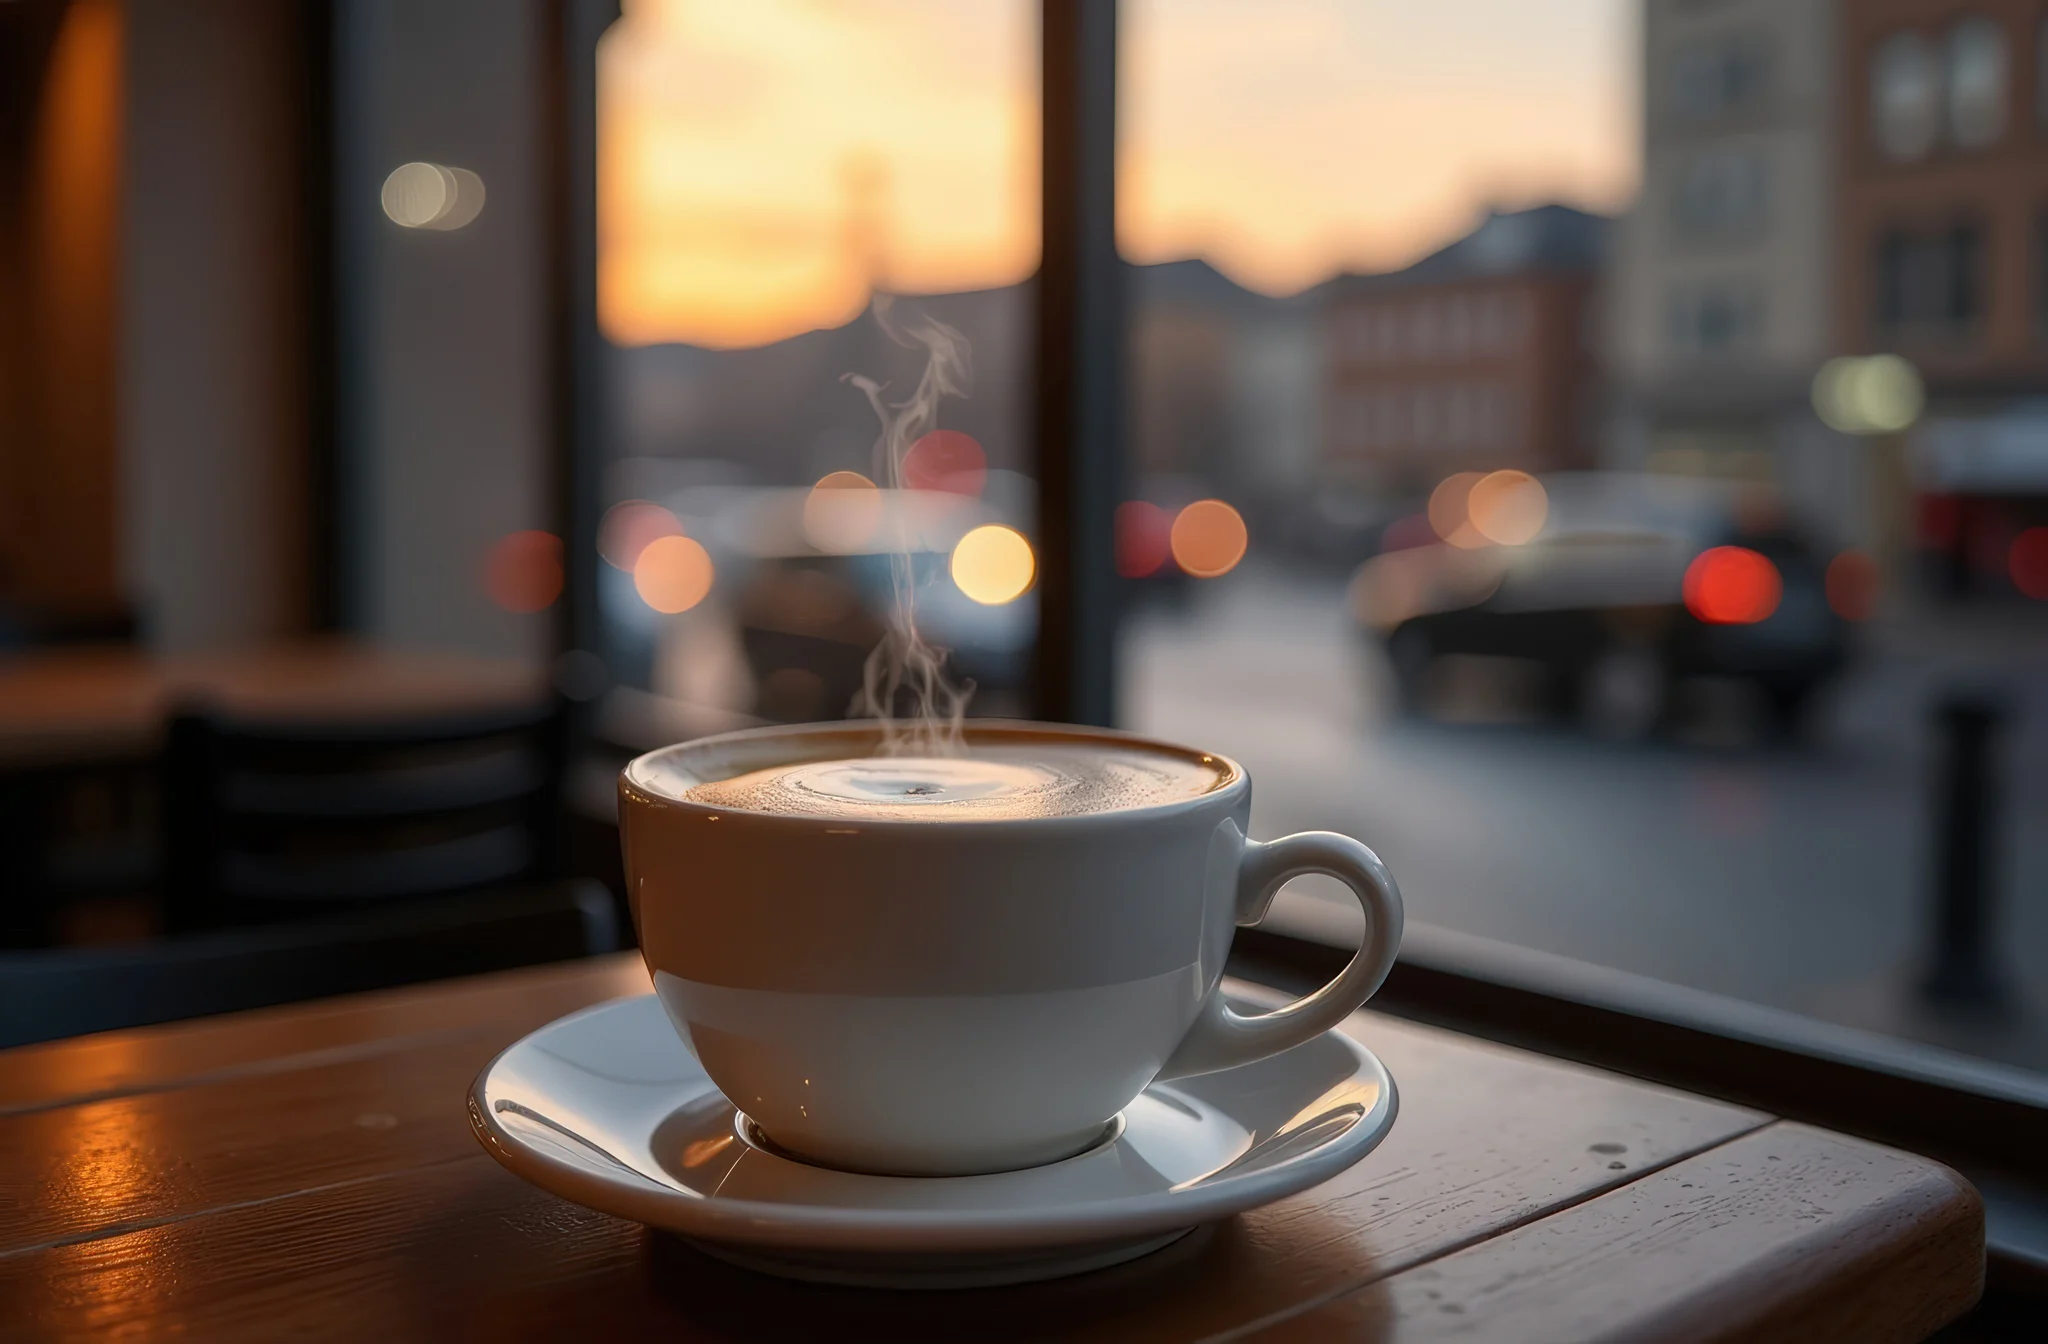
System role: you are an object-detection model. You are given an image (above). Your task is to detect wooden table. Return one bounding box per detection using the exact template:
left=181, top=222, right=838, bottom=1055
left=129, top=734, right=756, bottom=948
left=0, top=641, right=542, bottom=770
left=0, top=954, right=1984, bottom=1341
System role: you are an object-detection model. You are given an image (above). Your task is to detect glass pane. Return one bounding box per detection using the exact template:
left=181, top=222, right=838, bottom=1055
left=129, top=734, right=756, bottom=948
left=595, top=0, right=1038, bottom=737
left=1118, top=0, right=2048, bottom=1075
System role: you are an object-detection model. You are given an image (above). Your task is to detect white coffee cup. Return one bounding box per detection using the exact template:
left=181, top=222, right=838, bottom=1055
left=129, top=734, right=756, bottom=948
left=619, top=720, right=1402, bottom=1177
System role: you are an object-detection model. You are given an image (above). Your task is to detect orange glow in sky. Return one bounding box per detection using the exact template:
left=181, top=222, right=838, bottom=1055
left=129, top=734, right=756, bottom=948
left=600, top=0, right=1634, bottom=350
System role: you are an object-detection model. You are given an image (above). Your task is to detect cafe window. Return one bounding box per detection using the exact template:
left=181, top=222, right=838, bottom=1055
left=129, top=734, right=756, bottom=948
left=591, top=0, right=1039, bottom=728
left=566, top=1, right=2048, bottom=1259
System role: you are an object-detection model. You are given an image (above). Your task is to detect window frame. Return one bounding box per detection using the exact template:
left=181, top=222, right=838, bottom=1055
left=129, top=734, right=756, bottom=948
left=551, top=0, right=2048, bottom=1281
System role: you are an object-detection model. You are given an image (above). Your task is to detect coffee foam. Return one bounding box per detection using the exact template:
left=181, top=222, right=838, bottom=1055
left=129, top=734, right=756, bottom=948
left=681, top=742, right=1229, bottom=821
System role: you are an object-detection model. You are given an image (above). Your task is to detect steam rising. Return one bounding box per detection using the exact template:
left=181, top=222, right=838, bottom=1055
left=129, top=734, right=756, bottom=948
left=844, top=298, right=974, bottom=755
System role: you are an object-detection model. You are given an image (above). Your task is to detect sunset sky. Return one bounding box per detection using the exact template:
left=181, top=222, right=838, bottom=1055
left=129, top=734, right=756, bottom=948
left=598, top=0, right=1637, bottom=349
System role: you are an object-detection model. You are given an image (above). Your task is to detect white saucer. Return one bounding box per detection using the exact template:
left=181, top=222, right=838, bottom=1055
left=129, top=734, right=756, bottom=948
left=469, top=993, right=1397, bottom=1289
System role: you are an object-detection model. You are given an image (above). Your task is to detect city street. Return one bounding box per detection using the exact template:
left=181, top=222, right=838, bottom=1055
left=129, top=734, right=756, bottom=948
left=1123, top=564, right=2048, bottom=1071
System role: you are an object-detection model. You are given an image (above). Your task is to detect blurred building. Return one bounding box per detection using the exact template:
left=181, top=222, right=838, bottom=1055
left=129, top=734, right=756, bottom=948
left=1606, top=0, right=1856, bottom=535
left=615, top=260, right=1320, bottom=514
left=1129, top=260, right=1320, bottom=510
left=1838, top=0, right=2048, bottom=596
left=1320, top=205, right=1607, bottom=495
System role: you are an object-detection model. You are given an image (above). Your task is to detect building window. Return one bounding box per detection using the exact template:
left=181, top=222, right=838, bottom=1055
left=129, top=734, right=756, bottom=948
left=1374, top=389, right=1401, bottom=447
left=1876, top=223, right=1984, bottom=343
left=1373, top=307, right=1401, bottom=361
left=1474, top=290, right=1532, bottom=355
left=1670, top=147, right=1769, bottom=240
left=1411, top=386, right=1440, bottom=446
left=1666, top=282, right=1760, bottom=356
left=1946, top=17, right=2009, bottom=149
left=1668, top=31, right=1770, bottom=123
left=1872, top=32, right=1942, bottom=161
left=1446, top=385, right=1475, bottom=446
left=1347, top=309, right=1376, bottom=363
left=1341, top=391, right=1374, bottom=450
left=1445, top=295, right=1473, bottom=358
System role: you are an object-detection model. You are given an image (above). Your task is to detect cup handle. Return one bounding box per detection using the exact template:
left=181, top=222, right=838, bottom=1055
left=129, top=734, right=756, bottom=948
left=1156, top=831, right=1403, bottom=1081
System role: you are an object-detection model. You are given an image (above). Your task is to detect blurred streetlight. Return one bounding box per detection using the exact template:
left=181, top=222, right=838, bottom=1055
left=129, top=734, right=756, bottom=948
left=381, top=162, right=486, bottom=231
left=952, top=524, right=1034, bottom=604
left=1169, top=499, right=1248, bottom=577
left=1812, top=354, right=1924, bottom=435
left=1812, top=354, right=1924, bottom=601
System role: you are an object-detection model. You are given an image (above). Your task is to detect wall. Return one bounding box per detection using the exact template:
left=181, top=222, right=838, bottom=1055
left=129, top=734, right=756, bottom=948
left=337, top=0, right=553, bottom=667
left=0, top=0, right=123, bottom=614
left=122, top=0, right=308, bottom=649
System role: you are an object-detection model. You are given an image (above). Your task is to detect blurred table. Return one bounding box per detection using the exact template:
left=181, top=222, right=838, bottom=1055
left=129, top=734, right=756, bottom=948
left=0, top=955, right=1984, bottom=1341
left=0, top=641, right=544, bottom=770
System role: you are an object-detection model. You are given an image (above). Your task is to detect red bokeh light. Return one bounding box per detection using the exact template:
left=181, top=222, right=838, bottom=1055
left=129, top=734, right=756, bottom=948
left=902, top=430, right=987, bottom=495
left=1683, top=546, right=1781, bottom=625
left=2009, top=527, right=2048, bottom=599
left=1825, top=549, right=1879, bottom=621
left=598, top=500, right=682, bottom=570
left=485, top=530, right=563, bottom=613
left=1917, top=494, right=1962, bottom=548
left=1115, top=501, right=1172, bottom=578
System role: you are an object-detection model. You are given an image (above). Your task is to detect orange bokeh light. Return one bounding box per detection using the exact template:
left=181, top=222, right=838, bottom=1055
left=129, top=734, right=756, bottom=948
left=2009, top=528, right=2048, bottom=600
left=1115, top=501, right=1173, bottom=578
left=1427, top=472, right=1487, bottom=549
left=902, top=431, right=987, bottom=496
left=951, top=524, right=1035, bottom=604
left=598, top=499, right=683, bottom=570
left=1466, top=470, right=1547, bottom=545
left=484, top=530, right=564, bottom=613
left=1825, top=549, right=1879, bottom=620
left=634, top=534, right=715, bottom=613
left=802, top=470, right=882, bottom=552
left=1683, top=546, right=1781, bottom=625
left=1169, top=499, right=1248, bottom=578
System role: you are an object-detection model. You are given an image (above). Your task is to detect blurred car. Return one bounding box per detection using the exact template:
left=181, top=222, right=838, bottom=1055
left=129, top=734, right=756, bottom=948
left=603, top=479, right=1036, bottom=724
left=1350, top=473, right=1861, bottom=738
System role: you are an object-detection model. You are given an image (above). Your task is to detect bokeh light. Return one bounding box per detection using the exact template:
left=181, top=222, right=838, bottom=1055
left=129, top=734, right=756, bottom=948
left=2010, top=528, right=2048, bottom=599
left=1427, top=472, right=1487, bottom=548
left=801, top=470, right=882, bottom=552
left=634, top=534, right=715, bottom=613
left=1825, top=549, right=1880, bottom=620
left=1812, top=354, right=1924, bottom=435
left=1466, top=470, right=1548, bottom=545
left=484, top=530, right=563, bottom=613
left=598, top=499, right=682, bottom=570
left=380, top=162, right=486, bottom=231
left=1115, top=501, right=1173, bottom=578
left=1169, top=499, right=1248, bottom=578
left=1683, top=546, right=1782, bottom=625
left=902, top=431, right=988, bottom=496
left=951, top=524, right=1035, bottom=604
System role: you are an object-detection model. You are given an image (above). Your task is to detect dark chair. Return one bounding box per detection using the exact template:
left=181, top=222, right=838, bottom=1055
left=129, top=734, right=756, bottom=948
left=0, top=879, right=620, bottom=1048
left=0, top=600, right=141, bottom=651
left=162, top=698, right=570, bottom=934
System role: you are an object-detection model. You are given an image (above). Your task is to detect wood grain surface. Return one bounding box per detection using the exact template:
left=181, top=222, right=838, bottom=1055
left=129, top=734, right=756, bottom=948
left=0, top=954, right=1984, bottom=1342
left=1260, top=1124, right=1985, bottom=1344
